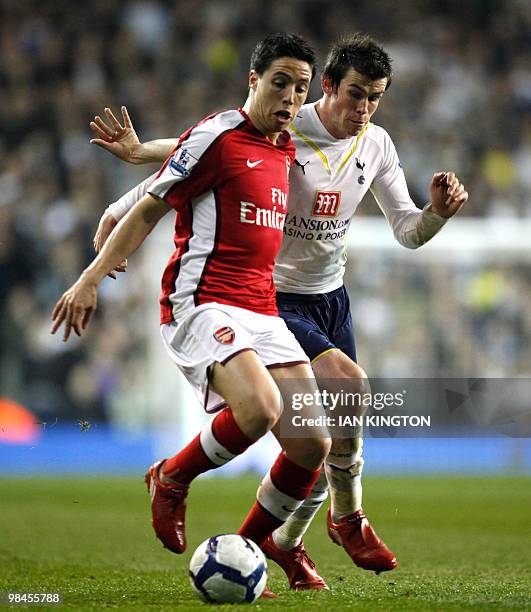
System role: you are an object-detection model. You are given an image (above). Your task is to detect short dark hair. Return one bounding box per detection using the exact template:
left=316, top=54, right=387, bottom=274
left=323, top=33, right=392, bottom=90
left=250, top=33, right=316, bottom=79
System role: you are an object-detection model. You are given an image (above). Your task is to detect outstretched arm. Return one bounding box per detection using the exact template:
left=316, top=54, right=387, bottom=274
left=94, top=172, right=159, bottom=278
left=51, top=194, right=170, bottom=341
left=372, top=169, right=468, bottom=249
left=90, top=106, right=177, bottom=164
left=371, top=134, right=469, bottom=248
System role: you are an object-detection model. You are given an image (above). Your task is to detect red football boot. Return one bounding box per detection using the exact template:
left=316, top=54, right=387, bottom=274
left=327, top=509, right=397, bottom=574
left=145, top=460, right=189, bottom=554
left=261, top=535, right=328, bottom=591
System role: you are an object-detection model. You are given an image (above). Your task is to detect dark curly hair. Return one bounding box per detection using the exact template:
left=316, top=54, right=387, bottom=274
left=323, top=33, right=392, bottom=90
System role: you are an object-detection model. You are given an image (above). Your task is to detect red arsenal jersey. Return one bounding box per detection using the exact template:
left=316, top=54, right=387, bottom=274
left=148, top=108, right=295, bottom=323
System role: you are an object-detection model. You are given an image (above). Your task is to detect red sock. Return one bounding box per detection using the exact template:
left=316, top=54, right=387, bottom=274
left=238, top=502, right=282, bottom=546
left=238, top=452, right=321, bottom=546
left=162, top=407, right=254, bottom=484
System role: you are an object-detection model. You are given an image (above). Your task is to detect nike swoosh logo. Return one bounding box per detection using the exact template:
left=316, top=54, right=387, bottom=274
left=281, top=504, right=296, bottom=513
left=247, top=159, right=263, bottom=168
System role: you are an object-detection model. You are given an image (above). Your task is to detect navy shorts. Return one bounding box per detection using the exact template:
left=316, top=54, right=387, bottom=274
left=276, top=285, right=357, bottom=364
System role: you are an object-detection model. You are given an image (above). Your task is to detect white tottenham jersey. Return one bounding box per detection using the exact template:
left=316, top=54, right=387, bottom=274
left=274, top=102, right=446, bottom=293
left=107, top=102, right=447, bottom=295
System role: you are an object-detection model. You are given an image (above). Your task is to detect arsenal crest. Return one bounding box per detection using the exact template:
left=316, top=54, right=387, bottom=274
left=213, top=326, right=235, bottom=344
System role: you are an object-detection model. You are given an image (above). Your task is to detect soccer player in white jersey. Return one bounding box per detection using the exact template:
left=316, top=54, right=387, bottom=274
left=89, top=34, right=468, bottom=590
left=51, top=34, right=335, bottom=597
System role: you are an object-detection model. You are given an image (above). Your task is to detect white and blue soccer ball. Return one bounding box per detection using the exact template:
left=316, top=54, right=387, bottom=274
left=189, top=534, right=267, bottom=604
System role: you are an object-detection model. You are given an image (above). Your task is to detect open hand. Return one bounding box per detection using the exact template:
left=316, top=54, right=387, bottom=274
left=90, top=106, right=142, bottom=164
left=51, top=276, right=98, bottom=342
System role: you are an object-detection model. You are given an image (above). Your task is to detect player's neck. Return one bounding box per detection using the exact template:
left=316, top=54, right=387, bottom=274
left=315, top=98, right=346, bottom=140
left=247, top=109, right=281, bottom=144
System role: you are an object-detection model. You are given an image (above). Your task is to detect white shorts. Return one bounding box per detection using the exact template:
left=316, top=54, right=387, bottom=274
left=160, top=303, right=309, bottom=413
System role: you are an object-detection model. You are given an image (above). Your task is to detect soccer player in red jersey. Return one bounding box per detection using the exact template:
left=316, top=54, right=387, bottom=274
left=51, top=34, right=331, bottom=590
left=88, top=34, right=469, bottom=591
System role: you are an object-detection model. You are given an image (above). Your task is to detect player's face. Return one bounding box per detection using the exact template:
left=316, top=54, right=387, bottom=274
left=322, top=68, right=388, bottom=139
left=248, top=58, right=312, bottom=138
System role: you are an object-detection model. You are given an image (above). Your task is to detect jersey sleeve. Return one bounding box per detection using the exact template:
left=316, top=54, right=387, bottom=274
left=371, top=130, right=447, bottom=249
left=107, top=172, right=159, bottom=221
left=148, top=120, right=225, bottom=211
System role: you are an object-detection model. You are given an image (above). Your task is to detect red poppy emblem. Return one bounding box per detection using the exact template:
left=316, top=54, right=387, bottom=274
left=213, top=326, right=235, bottom=344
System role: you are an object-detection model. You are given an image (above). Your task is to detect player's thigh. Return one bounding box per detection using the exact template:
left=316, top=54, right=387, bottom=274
left=163, top=306, right=265, bottom=413
left=268, top=361, right=319, bottom=415
left=269, top=363, right=331, bottom=468
left=308, top=286, right=368, bottom=403
left=210, top=349, right=281, bottom=438
left=312, top=350, right=370, bottom=435
left=311, top=348, right=368, bottom=384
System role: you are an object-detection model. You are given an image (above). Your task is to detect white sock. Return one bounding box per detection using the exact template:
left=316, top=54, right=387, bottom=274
left=272, top=470, right=328, bottom=550
left=325, top=434, right=364, bottom=521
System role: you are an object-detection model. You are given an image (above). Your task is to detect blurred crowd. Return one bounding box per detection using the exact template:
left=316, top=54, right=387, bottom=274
left=1, top=0, right=530, bottom=425
left=346, top=258, right=531, bottom=378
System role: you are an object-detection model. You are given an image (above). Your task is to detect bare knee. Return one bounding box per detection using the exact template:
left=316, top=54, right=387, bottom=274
left=312, top=350, right=368, bottom=384
left=210, top=352, right=281, bottom=439
left=346, top=374, right=370, bottom=396
left=232, top=386, right=281, bottom=439
left=301, top=436, right=331, bottom=470
left=284, top=436, right=331, bottom=471
left=313, top=354, right=370, bottom=418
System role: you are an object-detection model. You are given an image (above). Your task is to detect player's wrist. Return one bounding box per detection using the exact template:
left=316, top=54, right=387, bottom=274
left=129, top=143, right=149, bottom=165
left=103, top=208, right=119, bottom=224
left=131, top=141, right=169, bottom=164
left=425, top=201, right=446, bottom=219
left=81, top=266, right=105, bottom=286
left=139, top=139, right=179, bottom=163
left=105, top=202, right=127, bottom=222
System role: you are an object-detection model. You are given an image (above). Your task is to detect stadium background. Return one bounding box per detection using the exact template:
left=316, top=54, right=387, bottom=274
left=1, top=0, right=530, bottom=475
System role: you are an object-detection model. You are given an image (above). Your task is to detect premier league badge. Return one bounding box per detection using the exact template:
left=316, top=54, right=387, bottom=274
left=169, top=148, right=192, bottom=177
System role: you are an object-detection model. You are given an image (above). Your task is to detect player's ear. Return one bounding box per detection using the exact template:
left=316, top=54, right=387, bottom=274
left=249, top=70, right=259, bottom=91
left=322, top=77, right=334, bottom=96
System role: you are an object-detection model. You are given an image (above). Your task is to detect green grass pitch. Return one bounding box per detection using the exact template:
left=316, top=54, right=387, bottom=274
left=0, top=476, right=530, bottom=610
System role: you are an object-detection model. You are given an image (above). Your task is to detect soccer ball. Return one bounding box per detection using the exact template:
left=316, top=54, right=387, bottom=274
left=189, top=534, right=267, bottom=604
